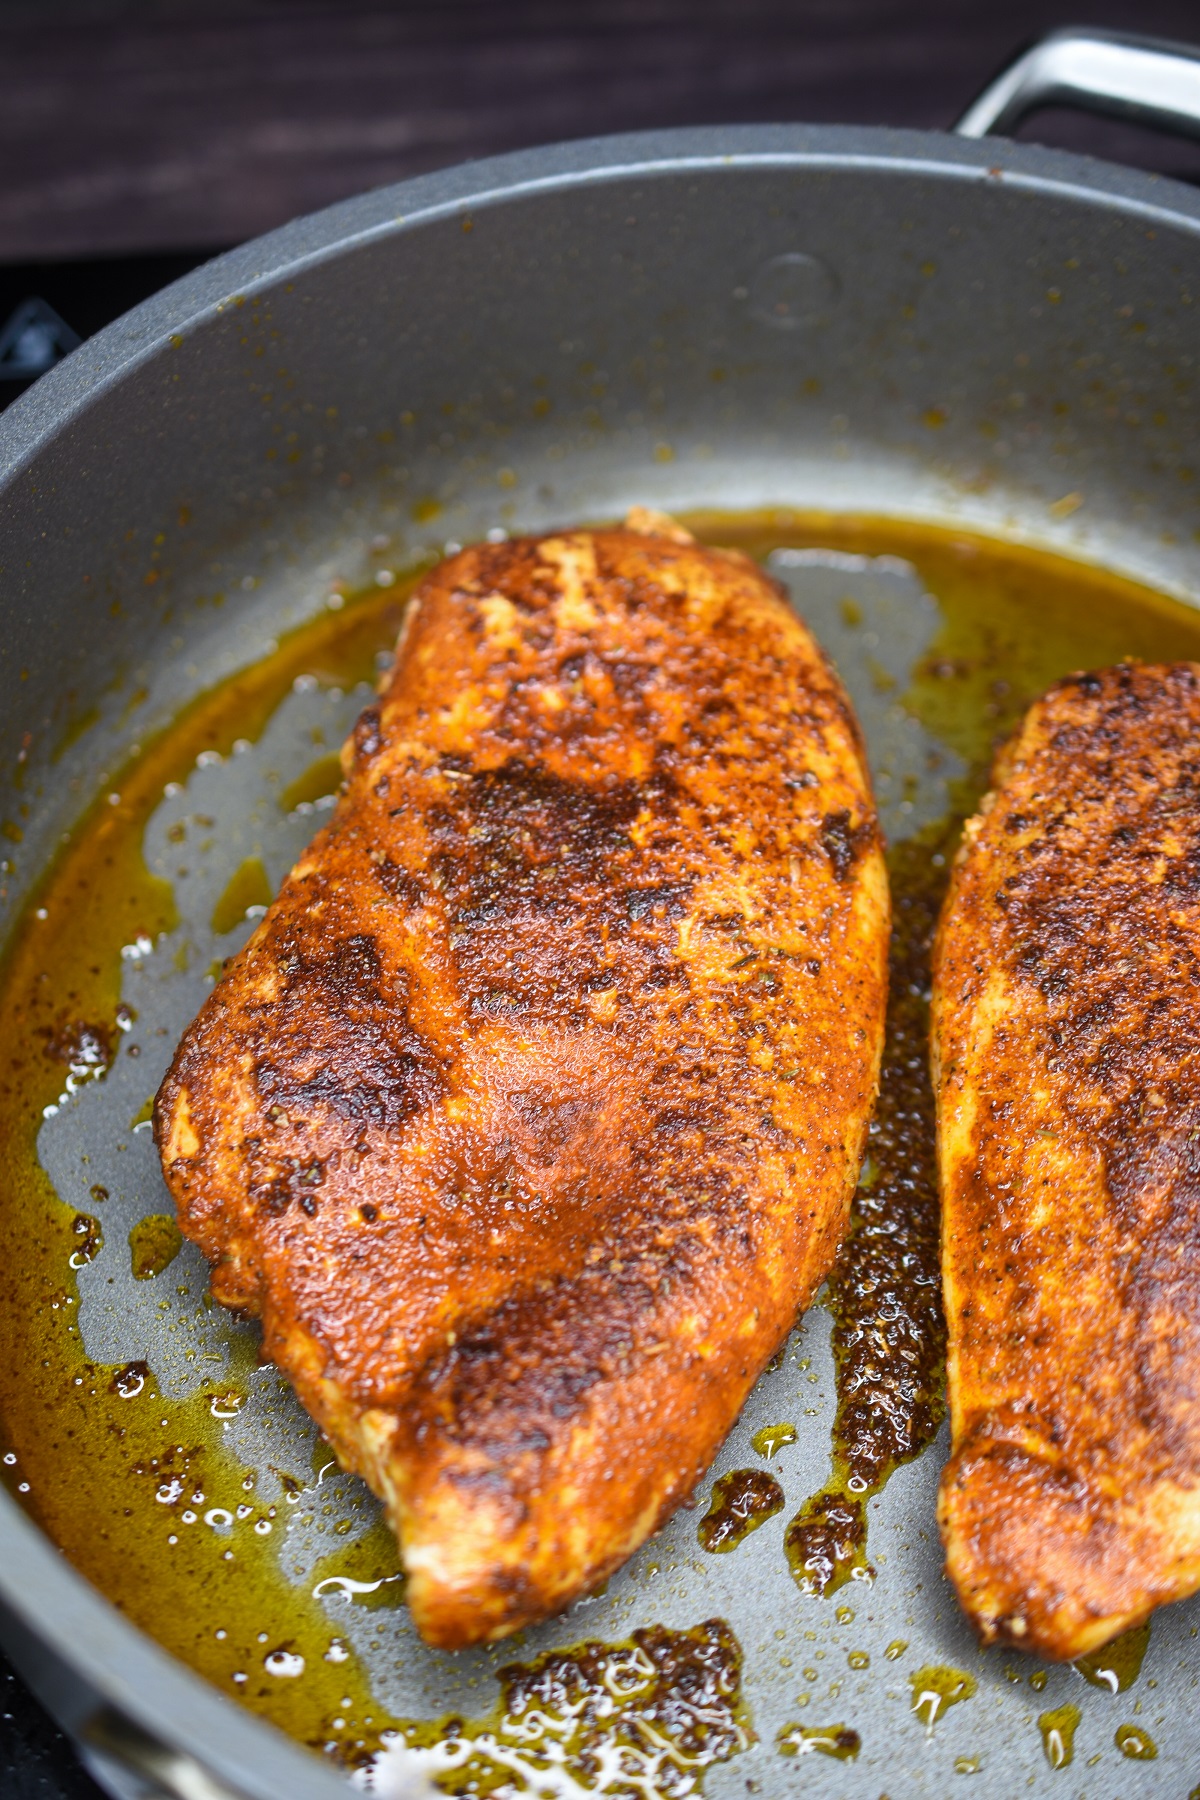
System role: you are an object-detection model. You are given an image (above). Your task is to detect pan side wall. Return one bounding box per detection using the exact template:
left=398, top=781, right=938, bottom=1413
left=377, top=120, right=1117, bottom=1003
left=0, top=153, right=1198, bottom=932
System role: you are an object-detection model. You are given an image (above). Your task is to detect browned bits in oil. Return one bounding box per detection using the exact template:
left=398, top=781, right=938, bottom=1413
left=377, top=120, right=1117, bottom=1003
left=697, top=1468, right=784, bottom=1552
left=502, top=1621, right=747, bottom=1770
left=786, top=833, right=948, bottom=1595
left=109, top=1360, right=152, bottom=1400
left=129, top=1214, right=184, bottom=1281
left=833, top=835, right=948, bottom=1474
left=130, top=1440, right=204, bottom=1506
left=784, top=1487, right=867, bottom=1596
left=393, top=1619, right=749, bottom=1793
left=68, top=1213, right=103, bottom=1269
left=45, top=1019, right=113, bottom=1079
left=777, top=1720, right=861, bottom=1760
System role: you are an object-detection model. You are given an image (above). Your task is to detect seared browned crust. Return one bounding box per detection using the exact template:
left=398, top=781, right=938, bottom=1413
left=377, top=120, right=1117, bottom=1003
left=934, top=661, right=1200, bottom=1661
left=155, top=517, right=888, bottom=1648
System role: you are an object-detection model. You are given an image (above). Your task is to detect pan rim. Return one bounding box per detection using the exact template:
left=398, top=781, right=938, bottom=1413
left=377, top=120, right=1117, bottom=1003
left=3, top=119, right=1200, bottom=488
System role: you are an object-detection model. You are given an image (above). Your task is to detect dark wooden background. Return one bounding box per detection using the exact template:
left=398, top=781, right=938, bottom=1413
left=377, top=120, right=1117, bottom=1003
left=3, top=0, right=1200, bottom=261
left=5, top=0, right=1200, bottom=1792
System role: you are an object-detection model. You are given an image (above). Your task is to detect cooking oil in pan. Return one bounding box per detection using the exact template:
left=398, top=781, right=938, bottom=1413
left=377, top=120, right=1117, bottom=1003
left=1075, top=1619, right=1152, bottom=1694
left=359, top=1620, right=750, bottom=1797
left=784, top=823, right=948, bottom=1599
left=2, top=511, right=1200, bottom=1793
left=697, top=1469, right=785, bottom=1553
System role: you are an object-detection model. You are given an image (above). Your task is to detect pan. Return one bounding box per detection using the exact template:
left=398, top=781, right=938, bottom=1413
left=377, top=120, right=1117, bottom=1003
left=3, top=26, right=1200, bottom=1800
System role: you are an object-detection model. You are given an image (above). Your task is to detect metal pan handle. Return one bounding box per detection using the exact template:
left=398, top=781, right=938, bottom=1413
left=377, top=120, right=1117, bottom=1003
left=82, top=1707, right=255, bottom=1800
left=81, top=1704, right=435, bottom=1800
left=955, top=27, right=1200, bottom=143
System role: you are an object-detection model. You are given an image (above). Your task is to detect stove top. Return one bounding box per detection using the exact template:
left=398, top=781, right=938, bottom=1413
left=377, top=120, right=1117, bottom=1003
left=2, top=1647, right=105, bottom=1799
left=0, top=250, right=218, bottom=412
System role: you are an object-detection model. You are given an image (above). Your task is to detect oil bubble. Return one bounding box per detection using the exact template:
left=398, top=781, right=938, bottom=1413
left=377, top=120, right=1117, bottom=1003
left=265, top=1650, right=305, bottom=1679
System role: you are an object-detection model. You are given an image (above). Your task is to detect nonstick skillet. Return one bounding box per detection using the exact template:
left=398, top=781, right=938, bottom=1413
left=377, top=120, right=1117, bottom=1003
left=5, top=27, right=1200, bottom=1800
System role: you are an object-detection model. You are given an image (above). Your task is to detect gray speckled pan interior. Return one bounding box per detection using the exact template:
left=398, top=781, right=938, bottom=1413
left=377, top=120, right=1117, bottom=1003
left=4, top=124, right=1200, bottom=1798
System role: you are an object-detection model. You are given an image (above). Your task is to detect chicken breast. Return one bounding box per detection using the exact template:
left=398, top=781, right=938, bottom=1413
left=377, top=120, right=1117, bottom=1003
left=156, top=512, right=888, bottom=1648
left=934, top=661, right=1200, bottom=1661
